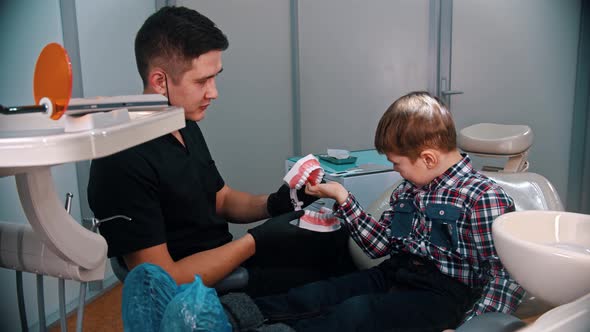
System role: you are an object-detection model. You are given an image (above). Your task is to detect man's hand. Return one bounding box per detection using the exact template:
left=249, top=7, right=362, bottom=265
left=305, top=181, right=349, bottom=205
left=267, top=183, right=319, bottom=216
left=247, top=210, right=305, bottom=252
left=247, top=209, right=349, bottom=267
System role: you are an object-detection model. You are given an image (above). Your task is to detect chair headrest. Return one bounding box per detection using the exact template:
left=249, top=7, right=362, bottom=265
left=458, top=123, right=534, bottom=155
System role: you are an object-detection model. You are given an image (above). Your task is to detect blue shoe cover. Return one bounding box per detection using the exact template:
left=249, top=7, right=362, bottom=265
left=122, top=263, right=177, bottom=331
left=122, top=263, right=231, bottom=332
left=161, top=275, right=232, bottom=332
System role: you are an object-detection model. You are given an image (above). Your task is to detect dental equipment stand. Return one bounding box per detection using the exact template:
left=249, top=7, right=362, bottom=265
left=0, top=106, right=185, bottom=331
left=13, top=196, right=72, bottom=332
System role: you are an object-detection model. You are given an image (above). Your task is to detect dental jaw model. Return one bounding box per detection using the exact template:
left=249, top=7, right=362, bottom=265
left=284, top=154, right=325, bottom=190
left=283, top=154, right=340, bottom=232
left=283, top=154, right=325, bottom=210
left=299, top=207, right=341, bottom=232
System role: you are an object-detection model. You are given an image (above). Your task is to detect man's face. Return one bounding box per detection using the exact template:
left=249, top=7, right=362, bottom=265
left=385, top=151, right=429, bottom=187
left=168, top=50, right=223, bottom=122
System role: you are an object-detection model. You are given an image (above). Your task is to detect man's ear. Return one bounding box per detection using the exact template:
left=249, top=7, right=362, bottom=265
left=147, top=68, right=167, bottom=95
left=420, top=149, right=438, bottom=169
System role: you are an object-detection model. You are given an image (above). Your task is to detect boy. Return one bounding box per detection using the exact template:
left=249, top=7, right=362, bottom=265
left=253, top=91, right=525, bottom=331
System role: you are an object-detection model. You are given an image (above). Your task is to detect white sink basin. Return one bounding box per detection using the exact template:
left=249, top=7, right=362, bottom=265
left=492, top=210, right=590, bottom=306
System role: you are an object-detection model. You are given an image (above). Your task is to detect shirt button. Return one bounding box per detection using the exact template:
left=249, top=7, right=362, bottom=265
left=439, top=210, right=445, bottom=216
left=400, top=203, right=405, bottom=208
left=386, top=229, right=391, bottom=236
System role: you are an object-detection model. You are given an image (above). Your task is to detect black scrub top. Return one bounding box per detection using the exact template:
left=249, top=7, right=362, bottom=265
left=88, top=121, right=232, bottom=261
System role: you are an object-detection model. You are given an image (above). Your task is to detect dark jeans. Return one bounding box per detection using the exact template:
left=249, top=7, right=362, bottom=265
left=242, top=226, right=357, bottom=297
left=255, top=254, right=477, bottom=332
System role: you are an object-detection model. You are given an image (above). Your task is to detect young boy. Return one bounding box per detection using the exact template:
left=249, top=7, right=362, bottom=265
left=252, top=91, right=525, bottom=331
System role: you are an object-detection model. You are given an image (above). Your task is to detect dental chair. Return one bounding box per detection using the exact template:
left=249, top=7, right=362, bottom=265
left=110, top=256, right=249, bottom=294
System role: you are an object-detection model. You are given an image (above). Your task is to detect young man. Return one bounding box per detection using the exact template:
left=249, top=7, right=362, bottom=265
left=87, top=6, right=352, bottom=297
left=252, top=91, right=525, bottom=331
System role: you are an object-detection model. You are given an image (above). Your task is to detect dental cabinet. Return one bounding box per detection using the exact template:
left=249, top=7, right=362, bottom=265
left=285, top=149, right=402, bottom=209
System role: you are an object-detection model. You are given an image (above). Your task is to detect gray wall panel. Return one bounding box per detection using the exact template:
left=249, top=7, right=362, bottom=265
left=298, top=0, right=432, bottom=154
left=179, top=0, right=294, bottom=194
left=452, top=0, right=581, bottom=202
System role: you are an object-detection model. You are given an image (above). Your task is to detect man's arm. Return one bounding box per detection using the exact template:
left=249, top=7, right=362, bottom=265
left=216, top=184, right=270, bottom=223
left=124, top=234, right=255, bottom=286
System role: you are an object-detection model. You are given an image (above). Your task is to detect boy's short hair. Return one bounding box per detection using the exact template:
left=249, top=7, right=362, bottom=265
left=374, top=91, right=456, bottom=161
left=135, top=6, right=229, bottom=87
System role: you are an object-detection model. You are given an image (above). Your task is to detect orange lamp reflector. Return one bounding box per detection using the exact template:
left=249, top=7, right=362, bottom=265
left=33, top=43, right=72, bottom=120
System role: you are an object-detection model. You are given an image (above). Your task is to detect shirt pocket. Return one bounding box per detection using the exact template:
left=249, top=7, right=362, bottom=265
left=390, top=199, right=416, bottom=238
left=426, top=203, right=461, bottom=251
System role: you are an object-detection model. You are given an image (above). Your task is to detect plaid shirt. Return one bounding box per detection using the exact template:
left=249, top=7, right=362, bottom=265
left=334, top=154, right=525, bottom=322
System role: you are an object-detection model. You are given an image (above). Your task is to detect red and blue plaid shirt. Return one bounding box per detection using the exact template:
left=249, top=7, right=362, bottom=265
left=334, top=154, right=525, bottom=322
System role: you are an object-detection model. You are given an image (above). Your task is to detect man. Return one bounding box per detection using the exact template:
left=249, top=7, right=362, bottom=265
left=88, top=6, right=352, bottom=296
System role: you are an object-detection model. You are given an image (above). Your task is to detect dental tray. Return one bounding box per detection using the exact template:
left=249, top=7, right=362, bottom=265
left=318, top=154, right=358, bottom=165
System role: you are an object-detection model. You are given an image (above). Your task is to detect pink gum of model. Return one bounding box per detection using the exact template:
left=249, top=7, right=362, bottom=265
left=298, top=207, right=340, bottom=232
left=283, top=154, right=325, bottom=189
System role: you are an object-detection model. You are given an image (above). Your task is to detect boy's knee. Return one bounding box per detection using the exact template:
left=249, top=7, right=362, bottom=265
left=330, top=295, right=374, bottom=325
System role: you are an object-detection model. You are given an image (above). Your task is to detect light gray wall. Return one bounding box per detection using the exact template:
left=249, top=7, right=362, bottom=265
left=172, top=0, right=582, bottom=204
left=298, top=0, right=432, bottom=154
left=76, top=0, right=152, bottom=96
left=179, top=0, right=295, bottom=194
left=451, top=0, right=581, bottom=203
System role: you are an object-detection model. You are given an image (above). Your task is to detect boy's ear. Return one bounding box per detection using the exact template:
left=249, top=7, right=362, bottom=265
left=147, top=68, right=167, bottom=95
left=420, top=149, right=438, bottom=169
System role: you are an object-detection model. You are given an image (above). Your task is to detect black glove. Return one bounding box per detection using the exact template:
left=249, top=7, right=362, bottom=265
left=247, top=210, right=349, bottom=268
left=248, top=210, right=305, bottom=253
left=266, top=183, right=319, bottom=217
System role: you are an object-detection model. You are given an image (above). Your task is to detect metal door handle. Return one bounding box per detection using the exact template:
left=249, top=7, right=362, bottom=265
left=441, top=90, right=464, bottom=96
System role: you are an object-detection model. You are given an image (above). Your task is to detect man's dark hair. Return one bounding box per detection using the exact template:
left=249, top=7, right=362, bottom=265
left=135, top=6, right=229, bottom=87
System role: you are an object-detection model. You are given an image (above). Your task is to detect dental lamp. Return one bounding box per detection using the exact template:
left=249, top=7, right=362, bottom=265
left=0, top=43, right=185, bottom=331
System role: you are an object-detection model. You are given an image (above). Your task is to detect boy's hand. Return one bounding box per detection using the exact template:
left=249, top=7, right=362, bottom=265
left=305, top=181, right=349, bottom=205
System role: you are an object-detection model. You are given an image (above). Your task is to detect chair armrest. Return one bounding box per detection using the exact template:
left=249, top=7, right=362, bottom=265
left=111, top=257, right=249, bottom=293
left=213, top=266, right=249, bottom=293
left=456, top=312, right=526, bottom=332
left=110, top=256, right=129, bottom=282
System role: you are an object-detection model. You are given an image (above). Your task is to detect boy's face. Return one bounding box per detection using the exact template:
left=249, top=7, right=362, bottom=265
left=168, top=50, right=223, bottom=122
left=385, top=152, right=430, bottom=187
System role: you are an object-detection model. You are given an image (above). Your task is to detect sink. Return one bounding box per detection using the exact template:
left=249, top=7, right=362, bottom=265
left=492, top=210, right=590, bottom=306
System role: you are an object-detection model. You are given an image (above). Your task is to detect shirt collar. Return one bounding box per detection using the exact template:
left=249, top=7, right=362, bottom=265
left=425, top=153, right=473, bottom=191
